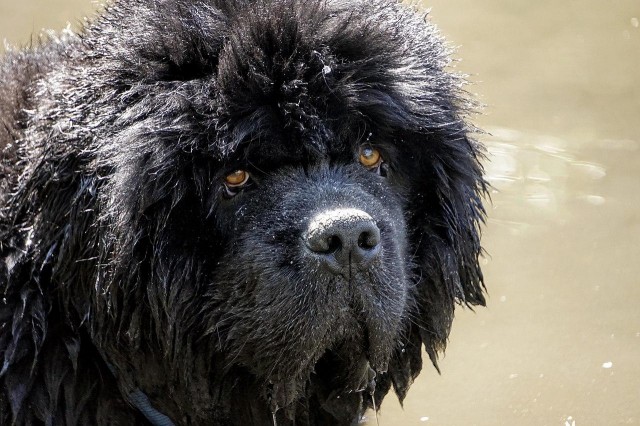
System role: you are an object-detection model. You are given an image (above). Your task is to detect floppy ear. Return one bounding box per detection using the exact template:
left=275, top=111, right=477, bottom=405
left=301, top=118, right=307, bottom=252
left=0, top=251, right=50, bottom=421
left=431, top=133, right=487, bottom=303
left=414, top=131, right=487, bottom=361
left=382, top=131, right=487, bottom=402
left=1, top=254, right=116, bottom=424
left=0, top=227, right=104, bottom=424
left=0, top=155, right=104, bottom=422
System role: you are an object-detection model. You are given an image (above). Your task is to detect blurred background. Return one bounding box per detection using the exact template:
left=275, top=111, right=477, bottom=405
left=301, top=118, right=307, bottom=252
left=1, top=0, right=639, bottom=425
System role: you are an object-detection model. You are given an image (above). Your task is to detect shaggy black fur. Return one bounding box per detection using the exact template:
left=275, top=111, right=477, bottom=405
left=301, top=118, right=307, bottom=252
left=0, top=0, right=487, bottom=424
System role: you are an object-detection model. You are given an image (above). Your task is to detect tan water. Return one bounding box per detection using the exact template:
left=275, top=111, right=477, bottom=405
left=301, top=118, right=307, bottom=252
left=1, top=1, right=639, bottom=425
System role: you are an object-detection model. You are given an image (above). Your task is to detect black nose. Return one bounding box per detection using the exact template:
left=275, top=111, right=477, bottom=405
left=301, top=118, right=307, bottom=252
left=304, top=208, right=381, bottom=274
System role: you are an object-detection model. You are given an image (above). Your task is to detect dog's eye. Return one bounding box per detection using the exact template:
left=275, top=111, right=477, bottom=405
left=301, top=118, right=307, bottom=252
left=359, top=146, right=383, bottom=169
left=224, top=170, right=250, bottom=196
left=225, top=170, right=249, bottom=186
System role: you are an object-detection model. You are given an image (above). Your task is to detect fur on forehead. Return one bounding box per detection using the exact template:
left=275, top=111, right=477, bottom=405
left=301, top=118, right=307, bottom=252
left=94, top=0, right=465, bottom=159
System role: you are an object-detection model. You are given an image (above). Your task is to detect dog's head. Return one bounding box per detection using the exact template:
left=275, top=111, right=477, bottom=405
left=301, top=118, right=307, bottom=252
left=94, top=0, right=486, bottom=418
left=1, top=0, right=486, bottom=423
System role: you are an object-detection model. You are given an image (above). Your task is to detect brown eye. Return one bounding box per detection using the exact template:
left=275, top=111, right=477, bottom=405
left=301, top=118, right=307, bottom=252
left=359, top=146, right=382, bottom=169
left=224, top=170, right=250, bottom=187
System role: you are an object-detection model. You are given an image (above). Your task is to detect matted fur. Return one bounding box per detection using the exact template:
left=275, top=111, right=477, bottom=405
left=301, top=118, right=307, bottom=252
left=0, top=0, right=486, bottom=424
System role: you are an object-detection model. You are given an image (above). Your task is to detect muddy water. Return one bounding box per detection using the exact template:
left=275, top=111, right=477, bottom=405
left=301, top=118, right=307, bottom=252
left=1, top=1, right=639, bottom=425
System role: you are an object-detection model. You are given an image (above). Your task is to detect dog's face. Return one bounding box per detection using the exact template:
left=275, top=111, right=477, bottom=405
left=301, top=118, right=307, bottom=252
left=0, top=0, right=486, bottom=423
left=209, top=144, right=411, bottom=398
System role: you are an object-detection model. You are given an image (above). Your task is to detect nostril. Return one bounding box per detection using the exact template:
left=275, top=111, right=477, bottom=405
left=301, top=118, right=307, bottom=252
left=326, top=235, right=342, bottom=253
left=306, top=232, right=343, bottom=254
left=357, top=229, right=380, bottom=250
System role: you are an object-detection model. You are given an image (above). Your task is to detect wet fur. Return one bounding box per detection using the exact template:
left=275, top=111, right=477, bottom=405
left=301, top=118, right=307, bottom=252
left=0, top=0, right=486, bottom=424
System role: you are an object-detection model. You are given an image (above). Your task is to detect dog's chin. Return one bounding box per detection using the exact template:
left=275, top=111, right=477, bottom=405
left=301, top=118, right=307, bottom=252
left=259, top=322, right=395, bottom=415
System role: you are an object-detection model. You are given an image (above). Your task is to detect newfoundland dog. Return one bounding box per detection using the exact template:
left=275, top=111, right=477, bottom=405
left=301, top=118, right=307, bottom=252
left=0, top=0, right=487, bottom=424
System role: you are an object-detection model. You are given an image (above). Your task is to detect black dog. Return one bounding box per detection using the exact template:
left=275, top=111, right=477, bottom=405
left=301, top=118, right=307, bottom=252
left=0, top=0, right=487, bottom=424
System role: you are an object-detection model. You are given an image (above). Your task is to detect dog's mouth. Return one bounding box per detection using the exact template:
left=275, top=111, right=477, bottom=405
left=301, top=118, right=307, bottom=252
left=265, top=359, right=379, bottom=421
left=263, top=321, right=390, bottom=419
